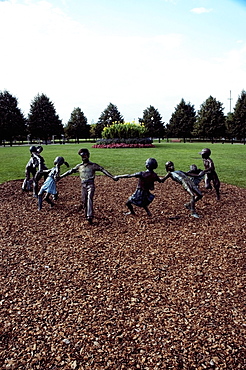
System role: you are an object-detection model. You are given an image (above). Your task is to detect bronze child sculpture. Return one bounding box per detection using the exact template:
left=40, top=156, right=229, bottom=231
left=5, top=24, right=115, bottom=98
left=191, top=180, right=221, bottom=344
left=199, top=148, right=220, bottom=200
left=115, top=158, right=162, bottom=217
left=32, top=146, right=48, bottom=198
left=162, top=161, right=203, bottom=218
left=38, top=156, right=69, bottom=211
left=59, top=148, right=117, bottom=224
left=22, top=146, right=39, bottom=192
left=185, top=164, right=204, bottom=188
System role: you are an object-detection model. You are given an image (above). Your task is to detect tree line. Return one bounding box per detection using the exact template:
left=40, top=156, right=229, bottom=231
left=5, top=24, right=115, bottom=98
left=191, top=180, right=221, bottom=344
left=0, top=90, right=246, bottom=145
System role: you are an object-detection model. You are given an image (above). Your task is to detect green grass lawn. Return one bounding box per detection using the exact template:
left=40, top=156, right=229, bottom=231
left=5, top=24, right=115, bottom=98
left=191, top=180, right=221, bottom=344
left=0, top=141, right=246, bottom=188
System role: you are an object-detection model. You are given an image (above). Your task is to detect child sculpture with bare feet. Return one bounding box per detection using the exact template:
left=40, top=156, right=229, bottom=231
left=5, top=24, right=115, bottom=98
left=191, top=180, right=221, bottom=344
left=162, top=161, right=203, bottom=218
left=115, top=158, right=162, bottom=216
left=59, top=149, right=117, bottom=224
left=199, top=148, right=220, bottom=200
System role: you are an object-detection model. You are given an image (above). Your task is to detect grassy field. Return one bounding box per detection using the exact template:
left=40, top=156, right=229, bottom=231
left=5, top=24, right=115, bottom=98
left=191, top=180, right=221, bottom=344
left=0, top=141, right=246, bottom=188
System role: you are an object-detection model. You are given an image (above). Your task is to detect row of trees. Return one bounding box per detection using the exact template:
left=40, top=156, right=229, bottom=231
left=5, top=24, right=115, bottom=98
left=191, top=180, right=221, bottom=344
left=0, top=90, right=246, bottom=145
left=0, top=92, right=64, bottom=145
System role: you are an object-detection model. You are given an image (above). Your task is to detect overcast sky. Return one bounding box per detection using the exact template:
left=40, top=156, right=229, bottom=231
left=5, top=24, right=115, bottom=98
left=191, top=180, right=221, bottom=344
left=0, top=0, right=246, bottom=125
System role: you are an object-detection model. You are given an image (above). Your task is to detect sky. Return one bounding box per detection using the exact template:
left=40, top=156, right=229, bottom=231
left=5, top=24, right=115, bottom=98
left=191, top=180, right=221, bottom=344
left=0, top=0, right=246, bottom=125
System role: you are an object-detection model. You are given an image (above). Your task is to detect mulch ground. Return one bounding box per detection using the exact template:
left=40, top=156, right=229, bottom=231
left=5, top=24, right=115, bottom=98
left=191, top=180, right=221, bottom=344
left=0, top=176, right=245, bottom=370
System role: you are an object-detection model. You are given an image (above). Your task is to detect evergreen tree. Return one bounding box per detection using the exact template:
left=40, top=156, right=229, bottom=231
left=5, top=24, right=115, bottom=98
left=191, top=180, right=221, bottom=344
left=232, top=90, right=246, bottom=143
left=139, top=105, right=164, bottom=141
left=28, top=93, right=64, bottom=143
left=193, top=96, right=226, bottom=142
left=96, top=103, right=124, bottom=138
left=167, top=99, right=196, bottom=142
left=65, top=107, right=90, bottom=142
left=0, top=90, right=26, bottom=145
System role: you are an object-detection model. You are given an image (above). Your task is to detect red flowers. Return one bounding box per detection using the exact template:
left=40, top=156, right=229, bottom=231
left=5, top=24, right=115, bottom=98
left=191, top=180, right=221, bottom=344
left=92, top=143, right=155, bottom=149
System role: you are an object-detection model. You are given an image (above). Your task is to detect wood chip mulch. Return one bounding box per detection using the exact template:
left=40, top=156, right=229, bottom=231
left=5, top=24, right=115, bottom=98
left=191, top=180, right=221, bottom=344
left=0, top=177, right=245, bottom=370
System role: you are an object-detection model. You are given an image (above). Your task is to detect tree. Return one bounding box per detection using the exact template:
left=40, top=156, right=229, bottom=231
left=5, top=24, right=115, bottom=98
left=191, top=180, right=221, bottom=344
left=193, top=96, right=226, bottom=142
left=64, top=107, right=90, bottom=142
left=0, top=90, right=26, bottom=145
left=27, top=94, right=64, bottom=143
left=95, top=103, right=124, bottom=138
left=139, top=105, right=164, bottom=141
left=231, top=90, right=246, bottom=143
left=89, top=124, right=97, bottom=139
left=167, top=99, right=196, bottom=142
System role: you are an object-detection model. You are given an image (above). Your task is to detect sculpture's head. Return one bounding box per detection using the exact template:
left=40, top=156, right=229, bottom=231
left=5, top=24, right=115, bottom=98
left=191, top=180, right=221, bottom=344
left=165, top=161, right=174, bottom=172
left=145, top=158, right=158, bottom=170
left=190, top=164, right=198, bottom=172
left=199, top=148, right=211, bottom=159
left=78, top=148, right=90, bottom=162
left=29, top=145, right=37, bottom=153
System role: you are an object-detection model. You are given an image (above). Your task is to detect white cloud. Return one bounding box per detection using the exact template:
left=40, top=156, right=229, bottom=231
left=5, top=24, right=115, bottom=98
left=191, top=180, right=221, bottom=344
left=190, top=7, right=213, bottom=14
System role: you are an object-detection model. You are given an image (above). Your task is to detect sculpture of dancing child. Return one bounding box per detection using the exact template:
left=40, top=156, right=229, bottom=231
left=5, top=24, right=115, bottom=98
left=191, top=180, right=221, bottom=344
left=185, top=164, right=204, bottom=188
left=162, top=161, right=203, bottom=218
left=32, top=146, right=48, bottom=198
left=115, top=158, right=162, bottom=217
left=199, top=148, right=220, bottom=200
left=38, top=156, right=69, bottom=211
left=59, top=148, right=117, bottom=224
left=22, top=146, right=39, bottom=192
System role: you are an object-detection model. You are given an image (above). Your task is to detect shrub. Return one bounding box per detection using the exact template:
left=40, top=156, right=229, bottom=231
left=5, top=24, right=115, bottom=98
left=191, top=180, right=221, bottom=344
left=102, top=122, right=147, bottom=139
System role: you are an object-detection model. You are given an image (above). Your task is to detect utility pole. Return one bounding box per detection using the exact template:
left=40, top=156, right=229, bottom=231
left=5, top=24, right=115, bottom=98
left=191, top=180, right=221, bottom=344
left=228, top=90, right=233, bottom=113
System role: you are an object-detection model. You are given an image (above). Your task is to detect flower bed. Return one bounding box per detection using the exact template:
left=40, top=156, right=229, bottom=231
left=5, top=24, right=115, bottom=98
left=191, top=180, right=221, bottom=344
left=92, top=143, right=155, bottom=148
left=92, top=137, right=154, bottom=148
